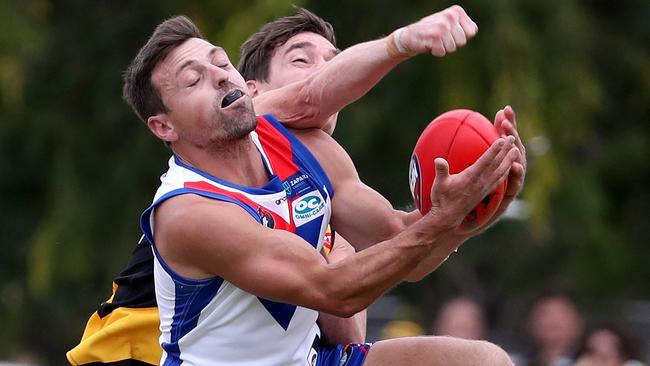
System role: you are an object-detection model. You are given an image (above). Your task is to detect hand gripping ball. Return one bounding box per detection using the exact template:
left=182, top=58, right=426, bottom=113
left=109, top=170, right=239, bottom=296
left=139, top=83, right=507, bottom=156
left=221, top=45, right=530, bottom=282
left=409, top=109, right=507, bottom=233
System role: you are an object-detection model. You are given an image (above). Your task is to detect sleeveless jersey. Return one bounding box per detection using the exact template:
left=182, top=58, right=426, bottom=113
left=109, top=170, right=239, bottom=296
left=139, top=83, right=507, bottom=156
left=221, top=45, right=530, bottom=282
left=140, top=114, right=334, bottom=366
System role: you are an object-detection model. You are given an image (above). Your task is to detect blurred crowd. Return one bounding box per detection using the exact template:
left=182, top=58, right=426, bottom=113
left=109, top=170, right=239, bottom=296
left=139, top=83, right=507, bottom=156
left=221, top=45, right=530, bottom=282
left=375, top=292, right=648, bottom=366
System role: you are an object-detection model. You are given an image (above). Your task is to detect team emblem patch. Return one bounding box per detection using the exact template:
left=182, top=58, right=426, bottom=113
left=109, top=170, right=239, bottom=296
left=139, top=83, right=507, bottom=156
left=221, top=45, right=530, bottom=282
left=258, top=208, right=275, bottom=228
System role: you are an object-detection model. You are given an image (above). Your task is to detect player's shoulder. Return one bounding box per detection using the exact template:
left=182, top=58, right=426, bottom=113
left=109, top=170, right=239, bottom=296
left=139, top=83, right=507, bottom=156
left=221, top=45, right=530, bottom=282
left=291, top=127, right=355, bottom=179
left=290, top=126, right=333, bottom=148
left=157, top=194, right=256, bottom=230
left=153, top=194, right=261, bottom=272
left=164, top=193, right=252, bottom=213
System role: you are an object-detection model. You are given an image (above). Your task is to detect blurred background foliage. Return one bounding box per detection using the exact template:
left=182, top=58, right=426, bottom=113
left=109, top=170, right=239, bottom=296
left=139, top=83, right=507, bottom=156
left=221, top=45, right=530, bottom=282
left=0, top=0, right=648, bottom=363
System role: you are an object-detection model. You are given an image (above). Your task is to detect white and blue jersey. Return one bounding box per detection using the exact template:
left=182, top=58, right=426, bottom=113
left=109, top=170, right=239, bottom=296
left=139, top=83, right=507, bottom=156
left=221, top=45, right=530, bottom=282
left=140, top=114, right=335, bottom=366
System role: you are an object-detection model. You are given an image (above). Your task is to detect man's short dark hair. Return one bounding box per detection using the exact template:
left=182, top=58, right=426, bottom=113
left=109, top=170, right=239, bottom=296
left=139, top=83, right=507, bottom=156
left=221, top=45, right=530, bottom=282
left=123, top=16, right=204, bottom=123
left=237, top=7, right=336, bottom=82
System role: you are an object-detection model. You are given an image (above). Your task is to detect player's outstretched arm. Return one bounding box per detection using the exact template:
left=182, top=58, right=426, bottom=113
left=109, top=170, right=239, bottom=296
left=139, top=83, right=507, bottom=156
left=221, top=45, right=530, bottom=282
left=152, top=193, right=456, bottom=317
left=254, top=5, right=478, bottom=131
left=293, top=128, right=519, bottom=282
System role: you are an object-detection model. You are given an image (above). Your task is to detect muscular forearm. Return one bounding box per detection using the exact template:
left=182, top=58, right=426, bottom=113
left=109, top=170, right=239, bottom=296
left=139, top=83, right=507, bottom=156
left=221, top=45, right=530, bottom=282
left=396, top=210, right=466, bottom=281
left=255, top=37, right=405, bottom=129
left=255, top=6, right=478, bottom=132
left=320, top=211, right=457, bottom=317
left=331, top=189, right=423, bottom=251
left=393, top=210, right=467, bottom=282
left=292, top=38, right=405, bottom=127
left=403, top=232, right=467, bottom=282
left=357, top=209, right=423, bottom=250
left=378, top=210, right=464, bottom=282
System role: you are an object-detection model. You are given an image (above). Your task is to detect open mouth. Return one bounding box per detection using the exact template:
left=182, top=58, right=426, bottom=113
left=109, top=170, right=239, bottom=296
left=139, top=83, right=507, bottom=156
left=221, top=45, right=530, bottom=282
left=221, top=89, right=244, bottom=108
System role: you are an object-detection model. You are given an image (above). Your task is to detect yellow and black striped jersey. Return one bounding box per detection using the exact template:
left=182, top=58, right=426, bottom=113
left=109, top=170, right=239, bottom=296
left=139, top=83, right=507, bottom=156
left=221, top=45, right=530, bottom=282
left=67, top=237, right=161, bottom=366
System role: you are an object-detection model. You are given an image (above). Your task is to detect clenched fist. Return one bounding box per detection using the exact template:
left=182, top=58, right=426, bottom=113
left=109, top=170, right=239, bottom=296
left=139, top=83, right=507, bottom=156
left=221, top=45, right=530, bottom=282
left=394, top=5, right=479, bottom=57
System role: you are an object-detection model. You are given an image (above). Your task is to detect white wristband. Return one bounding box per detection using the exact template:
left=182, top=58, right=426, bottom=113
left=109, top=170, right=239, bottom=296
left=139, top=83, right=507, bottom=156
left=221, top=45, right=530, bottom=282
left=394, top=27, right=408, bottom=54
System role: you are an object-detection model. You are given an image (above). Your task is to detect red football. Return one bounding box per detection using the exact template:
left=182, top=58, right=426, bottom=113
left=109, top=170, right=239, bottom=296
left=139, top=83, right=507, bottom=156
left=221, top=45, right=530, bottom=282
left=409, top=109, right=507, bottom=233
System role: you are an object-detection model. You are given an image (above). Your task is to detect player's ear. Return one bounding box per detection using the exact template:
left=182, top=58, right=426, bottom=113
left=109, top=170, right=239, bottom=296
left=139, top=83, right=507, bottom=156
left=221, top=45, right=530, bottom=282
left=147, top=114, right=178, bottom=143
left=246, top=80, right=260, bottom=97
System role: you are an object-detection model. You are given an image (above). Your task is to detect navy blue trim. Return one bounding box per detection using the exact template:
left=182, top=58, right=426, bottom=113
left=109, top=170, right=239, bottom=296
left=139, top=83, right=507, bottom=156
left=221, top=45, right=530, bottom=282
left=258, top=298, right=297, bottom=331
left=294, top=217, right=324, bottom=250
left=173, top=155, right=281, bottom=195
left=140, top=188, right=262, bottom=285
left=255, top=142, right=274, bottom=179
left=162, top=340, right=182, bottom=366
left=262, top=114, right=335, bottom=199
left=162, top=277, right=223, bottom=366
left=316, top=343, right=372, bottom=366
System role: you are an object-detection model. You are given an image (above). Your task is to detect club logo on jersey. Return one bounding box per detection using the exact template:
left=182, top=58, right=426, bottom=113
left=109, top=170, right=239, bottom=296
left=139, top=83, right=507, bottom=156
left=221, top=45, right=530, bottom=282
left=409, top=154, right=421, bottom=210
left=259, top=208, right=275, bottom=228
left=292, top=192, right=325, bottom=225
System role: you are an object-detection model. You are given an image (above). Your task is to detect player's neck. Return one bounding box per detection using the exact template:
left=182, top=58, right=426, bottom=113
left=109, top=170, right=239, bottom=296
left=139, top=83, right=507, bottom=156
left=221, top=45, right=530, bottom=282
left=175, top=136, right=269, bottom=188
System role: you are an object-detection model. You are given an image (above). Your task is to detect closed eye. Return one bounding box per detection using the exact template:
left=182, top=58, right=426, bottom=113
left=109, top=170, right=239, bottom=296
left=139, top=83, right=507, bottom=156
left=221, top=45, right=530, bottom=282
left=189, top=77, right=200, bottom=87
left=292, top=58, right=308, bottom=64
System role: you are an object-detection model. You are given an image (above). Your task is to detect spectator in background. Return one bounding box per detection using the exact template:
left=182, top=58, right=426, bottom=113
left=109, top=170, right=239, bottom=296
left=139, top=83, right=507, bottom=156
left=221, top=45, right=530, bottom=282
left=523, top=292, right=584, bottom=366
left=575, top=326, right=648, bottom=366
left=432, top=296, right=487, bottom=340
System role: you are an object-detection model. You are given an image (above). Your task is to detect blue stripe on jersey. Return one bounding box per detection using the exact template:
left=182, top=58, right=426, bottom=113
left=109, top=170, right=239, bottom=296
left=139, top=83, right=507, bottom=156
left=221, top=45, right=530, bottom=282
left=162, top=277, right=224, bottom=366
left=173, top=155, right=284, bottom=195
left=258, top=298, right=297, bottom=331
left=295, top=216, right=325, bottom=250
left=262, top=114, right=334, bottom=199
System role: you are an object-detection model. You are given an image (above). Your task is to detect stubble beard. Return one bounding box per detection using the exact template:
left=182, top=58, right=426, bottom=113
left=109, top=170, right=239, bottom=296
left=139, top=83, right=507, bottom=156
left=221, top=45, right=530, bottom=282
left=219, top=96, right=257, bottom=141
left=197, top=96, right=257, bottom=156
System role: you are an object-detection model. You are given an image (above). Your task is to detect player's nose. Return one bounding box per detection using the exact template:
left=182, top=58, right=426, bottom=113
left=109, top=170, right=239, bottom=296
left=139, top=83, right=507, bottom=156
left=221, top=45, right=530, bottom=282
left=208, top=64, right=229, bottom=88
